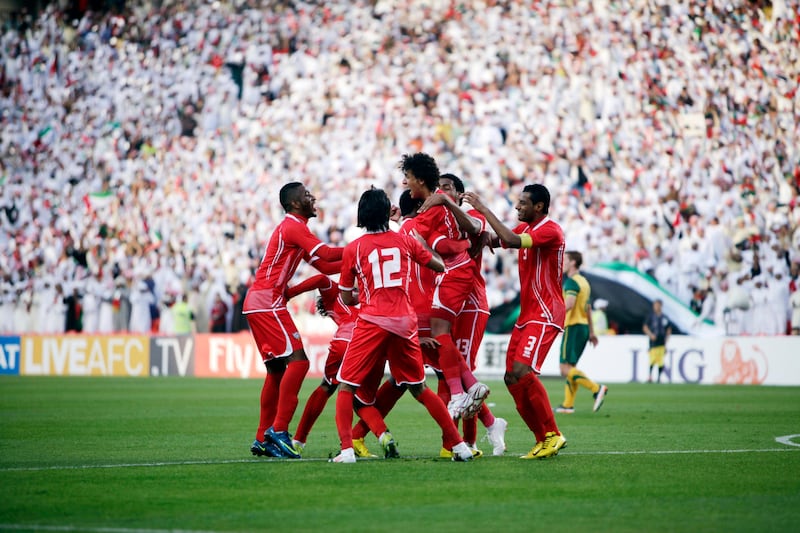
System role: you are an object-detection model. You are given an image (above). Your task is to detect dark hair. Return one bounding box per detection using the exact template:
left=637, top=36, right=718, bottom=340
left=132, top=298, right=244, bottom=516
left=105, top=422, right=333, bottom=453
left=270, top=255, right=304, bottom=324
left=279, top=182, right=304, bottom=211
left=522, top=183, right=550, bottom=213
left=357, top=187, right=391, bottom=232
left=399, top=152, right=439, bottom=191
left=566, top=250, right=583, bottom=268
left=398, top=189, right=423, bottom=217
left=440, top=173, right=465, bottom=194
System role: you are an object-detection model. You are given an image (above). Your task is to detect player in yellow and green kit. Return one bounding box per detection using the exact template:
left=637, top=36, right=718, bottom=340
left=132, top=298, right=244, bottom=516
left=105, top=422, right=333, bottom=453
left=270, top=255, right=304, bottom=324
left=556, top=251, right=608, bottom=414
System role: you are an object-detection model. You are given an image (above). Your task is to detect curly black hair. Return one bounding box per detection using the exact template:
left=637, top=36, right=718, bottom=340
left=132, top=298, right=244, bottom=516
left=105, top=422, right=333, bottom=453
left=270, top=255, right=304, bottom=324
left=399, top=152, right=439, bottom=191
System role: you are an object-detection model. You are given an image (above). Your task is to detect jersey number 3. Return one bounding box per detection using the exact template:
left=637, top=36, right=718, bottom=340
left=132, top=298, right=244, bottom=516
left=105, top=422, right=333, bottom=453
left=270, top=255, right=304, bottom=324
left=368, top=248, right=401, bottom=288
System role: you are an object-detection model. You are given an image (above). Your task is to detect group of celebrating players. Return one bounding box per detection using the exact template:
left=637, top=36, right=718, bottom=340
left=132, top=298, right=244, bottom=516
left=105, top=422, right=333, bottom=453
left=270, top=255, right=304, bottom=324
left=243, top=152, right=568, bottom=462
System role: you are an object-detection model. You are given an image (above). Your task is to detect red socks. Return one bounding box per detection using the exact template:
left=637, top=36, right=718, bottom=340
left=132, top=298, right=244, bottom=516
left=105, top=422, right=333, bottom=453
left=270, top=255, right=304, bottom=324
left=436, top=334, right=466, bottom=395
left=335, top=389, right=355, bottom=450
left=507, top=378, right=543, bottom=441
left=353, top=379, right=406, bottom=439
left=294, top=385, right=332, bottom=443
left=271, top=359, right=309, bottom=432
left=508, top=373, right=559, bottom=442
left=355, top=404, right=388, bottom=439
left=417, top=387, right=462, bottom=449
left=462, top=415, right=478, bottom=446
left=477, top=402, right=495, bottom=428
left=256, top=371, right=281, bottom=440
left=521, top=372, right=558, bottom=436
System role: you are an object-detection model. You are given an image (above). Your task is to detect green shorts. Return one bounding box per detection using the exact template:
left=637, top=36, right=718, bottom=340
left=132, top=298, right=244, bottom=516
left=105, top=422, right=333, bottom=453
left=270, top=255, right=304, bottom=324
left=559, top=324, right=590, bottom=365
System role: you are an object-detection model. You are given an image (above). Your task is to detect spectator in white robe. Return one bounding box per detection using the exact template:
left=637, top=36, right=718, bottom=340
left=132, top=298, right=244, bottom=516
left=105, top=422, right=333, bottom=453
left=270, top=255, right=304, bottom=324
left=654, top=251, right=680, bottom=297
left=750, top=277, right=779, bottom=336
left=34, top=279, right=56, bottom=334
left=81, top=277, right=101, bottom=334
left=112, top=277, right=131, bottom=332
left=13, top=287, right=35, bottom=333
left=128, top=281, right=155, bottom=333
left=767, top=268, right=790, bottom=335
left=725, top=278, right=752, bottom=336
left=44, top=283, right=68, bottom=334
left=790, top=290, right=800, bottom=335
left=0, top=283, right=15, bottom=334
left=96, top=278, right=116, bottom=333
left=157, top=291, right=177, bottom=334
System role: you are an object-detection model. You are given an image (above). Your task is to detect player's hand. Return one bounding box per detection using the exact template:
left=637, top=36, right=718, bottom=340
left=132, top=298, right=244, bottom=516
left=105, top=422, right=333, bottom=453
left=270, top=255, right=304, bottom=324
left=470, top=231, right=495, bottom=257
left=418, top=192, right=448, bottom=214
left=390, top=204, right=401, bottom=222
left=589, top=334, right=598, bottom=347
left=420, top=336, right=441, bottom=349
left=461, top=192, right=486, bottom=213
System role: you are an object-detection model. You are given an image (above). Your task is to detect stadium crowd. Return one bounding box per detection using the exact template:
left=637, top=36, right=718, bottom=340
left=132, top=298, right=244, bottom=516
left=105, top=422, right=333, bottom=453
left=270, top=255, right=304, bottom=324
left=1, top=0, right=799, bottom=336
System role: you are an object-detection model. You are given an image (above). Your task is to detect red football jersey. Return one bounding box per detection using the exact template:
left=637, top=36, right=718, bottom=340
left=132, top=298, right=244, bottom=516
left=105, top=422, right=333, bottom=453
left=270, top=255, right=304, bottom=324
left=511, top=217, right=566, bottom=328
left=339, top=229, right=434, bottom=337
left=243, top=214, right=339, bottom=313
left=398, top=218, right=437, bottom=318
left=466, top=208, right=489, bottom=312
left=412, top=189, right=472, bottom=271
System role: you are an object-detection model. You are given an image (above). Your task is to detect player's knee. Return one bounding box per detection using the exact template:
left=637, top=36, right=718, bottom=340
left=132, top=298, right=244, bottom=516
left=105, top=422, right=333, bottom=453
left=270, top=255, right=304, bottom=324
left=407, top=383, right=425, bottom=398
left=287, top=349, right=308, bottom=362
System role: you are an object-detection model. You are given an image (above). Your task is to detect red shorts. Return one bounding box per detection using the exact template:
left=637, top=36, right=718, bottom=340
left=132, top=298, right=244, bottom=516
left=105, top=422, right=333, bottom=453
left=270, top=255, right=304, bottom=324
left=430, top=266, right=473, bottom=322
left=337, top=319, right=426, bottom=392
left=245, top=309, right=304, bottom=362
left=506, top=322, right=561, bottom=374
left=322, top=338, right=347, bottom=385
left=452, top=308, right=490, bottom=370
left=353, top=361, right=387, bottom=406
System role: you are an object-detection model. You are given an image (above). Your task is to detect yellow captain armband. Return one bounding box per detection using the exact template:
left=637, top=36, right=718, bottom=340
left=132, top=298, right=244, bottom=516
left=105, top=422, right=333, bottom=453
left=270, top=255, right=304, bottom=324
left=519, top=233, right=533, bottom=248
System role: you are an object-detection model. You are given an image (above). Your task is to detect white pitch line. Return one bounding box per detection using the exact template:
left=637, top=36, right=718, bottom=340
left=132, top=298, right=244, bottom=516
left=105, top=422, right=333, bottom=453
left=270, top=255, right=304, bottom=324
left=0, top=459, right=261, bottom=472
left=564, top=448, right=800, bottom=456
left=0, top=526, right=220, bottom=533
left=1, top=446, right=798, bottom=472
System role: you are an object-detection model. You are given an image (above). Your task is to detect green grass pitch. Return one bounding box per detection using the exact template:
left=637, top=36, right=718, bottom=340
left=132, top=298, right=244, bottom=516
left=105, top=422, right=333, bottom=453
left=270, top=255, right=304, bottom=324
left=1, top=376, right=799, bottom=532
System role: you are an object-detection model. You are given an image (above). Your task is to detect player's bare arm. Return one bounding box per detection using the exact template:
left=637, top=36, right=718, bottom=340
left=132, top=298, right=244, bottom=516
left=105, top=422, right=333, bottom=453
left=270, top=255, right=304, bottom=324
left=470, top=230, right=497, bottom=256
left=462, top=192, right=522, bottom=248
left=587, top=302, right=598, bottom=347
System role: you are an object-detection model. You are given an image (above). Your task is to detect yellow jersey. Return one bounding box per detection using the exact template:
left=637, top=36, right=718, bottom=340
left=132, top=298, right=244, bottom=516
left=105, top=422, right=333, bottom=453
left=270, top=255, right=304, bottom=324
left=563, top=273, right=591, bottom=327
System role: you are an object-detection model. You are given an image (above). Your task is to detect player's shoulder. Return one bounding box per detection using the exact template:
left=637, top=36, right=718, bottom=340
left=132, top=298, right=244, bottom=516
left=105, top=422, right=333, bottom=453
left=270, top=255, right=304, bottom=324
left=398, top=218, right=417, bottom=234
left=280, top=214, right=312, bottom=233
left=572, top=272, right=588, bottom=285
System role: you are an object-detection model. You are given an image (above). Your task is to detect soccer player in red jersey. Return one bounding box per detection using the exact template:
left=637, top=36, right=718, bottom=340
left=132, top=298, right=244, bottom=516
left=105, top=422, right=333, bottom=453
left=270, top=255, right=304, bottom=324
left=348, top=189, right=475, bottom=457
left=430, top=174, right=508, bottom=456
left=244, top=182, right=343, bottom=459
left=331, top=187, right=474, bottom=463
left=399, top=153, right=490, bottom=421
left=463, top=184, right=568, bottom=459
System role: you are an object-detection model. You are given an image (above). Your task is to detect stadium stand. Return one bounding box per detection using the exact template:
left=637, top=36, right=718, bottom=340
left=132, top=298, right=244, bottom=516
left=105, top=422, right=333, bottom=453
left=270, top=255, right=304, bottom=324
left=0, top=0, right=798, bottom=335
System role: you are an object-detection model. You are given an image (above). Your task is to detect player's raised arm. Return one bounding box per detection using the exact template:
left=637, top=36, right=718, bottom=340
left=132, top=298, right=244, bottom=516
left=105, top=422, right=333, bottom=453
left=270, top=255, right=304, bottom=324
left=462, top=192, right=523, bottom=249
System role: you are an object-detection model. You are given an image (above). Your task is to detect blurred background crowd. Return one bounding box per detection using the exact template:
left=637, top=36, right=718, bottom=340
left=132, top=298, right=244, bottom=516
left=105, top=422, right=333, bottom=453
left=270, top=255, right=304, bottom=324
left=1, top=0, right=799, bottom=336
